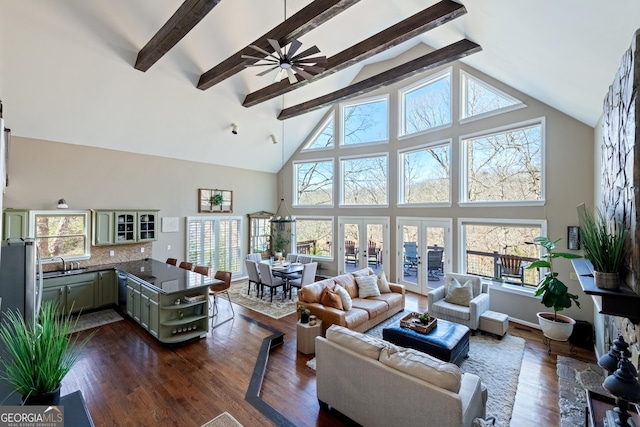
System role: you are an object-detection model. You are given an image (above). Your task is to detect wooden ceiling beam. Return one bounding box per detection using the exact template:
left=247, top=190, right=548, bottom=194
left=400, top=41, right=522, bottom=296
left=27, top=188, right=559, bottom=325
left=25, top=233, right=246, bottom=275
left=135, top=0, right=222, bottom=72
left=197, top=0, right=360, bottom=91
left=278, top=39, right=482, bottom=120
left=243, top=0, right=466, bottom=108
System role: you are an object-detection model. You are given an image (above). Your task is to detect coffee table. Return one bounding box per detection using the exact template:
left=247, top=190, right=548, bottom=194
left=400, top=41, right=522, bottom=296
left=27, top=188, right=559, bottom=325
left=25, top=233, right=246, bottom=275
left=382, top=318, right=470, bottom=366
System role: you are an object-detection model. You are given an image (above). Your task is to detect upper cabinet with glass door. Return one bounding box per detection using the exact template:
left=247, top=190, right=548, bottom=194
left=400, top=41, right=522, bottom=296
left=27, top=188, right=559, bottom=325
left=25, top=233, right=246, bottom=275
left=92, top=210, right=159, bottom=246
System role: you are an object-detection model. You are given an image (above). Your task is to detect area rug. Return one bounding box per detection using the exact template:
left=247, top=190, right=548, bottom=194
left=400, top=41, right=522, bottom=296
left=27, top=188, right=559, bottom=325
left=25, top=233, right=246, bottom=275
left=70, top=308, right=123, bottom=333
left=227, top=280, right=296, bottom=319
left=556, top=355, right=608, bottom=427
left=308, top=312, right=525, bottom=427
left=200, top=412, right=243, bottom=427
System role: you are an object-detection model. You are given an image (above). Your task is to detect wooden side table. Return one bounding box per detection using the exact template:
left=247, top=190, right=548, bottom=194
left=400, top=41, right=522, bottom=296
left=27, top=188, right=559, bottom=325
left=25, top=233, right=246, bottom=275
left=297, top=320, right=322, bottom=354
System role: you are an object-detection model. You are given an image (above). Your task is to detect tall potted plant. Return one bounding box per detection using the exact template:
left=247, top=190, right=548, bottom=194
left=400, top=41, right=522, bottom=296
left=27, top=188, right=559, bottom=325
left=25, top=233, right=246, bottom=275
left=272, top=230, right=290, bottom=259
left=578, top=207, right=627, bottom=289
left=526, top=236, right=581, bottom=341
left=0, top=301, right=93, bottom=405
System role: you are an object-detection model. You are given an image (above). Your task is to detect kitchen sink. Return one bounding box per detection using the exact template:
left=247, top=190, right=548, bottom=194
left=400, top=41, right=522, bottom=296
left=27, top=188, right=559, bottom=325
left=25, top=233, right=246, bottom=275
left=41, top=268, right=90, bottom=279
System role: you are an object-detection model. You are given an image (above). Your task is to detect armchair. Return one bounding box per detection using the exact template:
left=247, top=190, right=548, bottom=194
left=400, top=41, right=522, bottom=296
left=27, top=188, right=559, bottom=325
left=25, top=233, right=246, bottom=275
left=427, top=273, right=490, bottom=332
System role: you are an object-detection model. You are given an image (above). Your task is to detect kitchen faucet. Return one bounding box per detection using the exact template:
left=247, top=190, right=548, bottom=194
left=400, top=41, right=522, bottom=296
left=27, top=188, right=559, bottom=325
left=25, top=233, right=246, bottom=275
left=52, top=256, right=66, bottom=271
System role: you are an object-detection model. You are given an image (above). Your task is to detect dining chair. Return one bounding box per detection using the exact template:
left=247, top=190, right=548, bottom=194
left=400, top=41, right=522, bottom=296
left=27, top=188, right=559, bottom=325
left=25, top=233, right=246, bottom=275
left=244, top=259, right=261, bottom=296
left=194, top=265, right=211, bottom=276
left=179, top=261, right=193, bottom=270
left=288, top=262, right=317, bottom=299
left=166, top=258, right=178, bottom=266
left=297, top=255, right=313, bottom=265
left=246, top=253, right=262, bottom=262
left=286, top=254, right=299, bottom=263
left=258, top=262, right=286, bottom=302
left=209, top=270, right=234, bottom=329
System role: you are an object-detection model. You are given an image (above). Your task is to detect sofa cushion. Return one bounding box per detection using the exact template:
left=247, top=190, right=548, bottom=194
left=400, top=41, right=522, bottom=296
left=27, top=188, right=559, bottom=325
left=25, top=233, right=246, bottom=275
left=351, top=298, right=389, bottom=318
left=356, top=275, right=381, bottom=298
left=343, top=308, right=370, bottom=329
left=333, top=284, right=353, bottom=310
left=379, top=346, right=462, bottom=393
left=326, top=324, right=388, bottom=360
left=299, top=278, right=335, bottom=303
left=444, top=277, right=473, bottom=307
left=334, top=274, right=359, bottom=299
left=432, top=300, right=472, bottom=321
left=321, top=287, right=344, bottom=310
left=370, top=292, right=403, bottom=310
left=377, top=270, right=391, bottom=293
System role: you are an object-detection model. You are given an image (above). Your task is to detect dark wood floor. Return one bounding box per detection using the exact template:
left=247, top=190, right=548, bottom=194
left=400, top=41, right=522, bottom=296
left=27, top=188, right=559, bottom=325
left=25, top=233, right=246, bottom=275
left=63, top=290, right=596, bottom=427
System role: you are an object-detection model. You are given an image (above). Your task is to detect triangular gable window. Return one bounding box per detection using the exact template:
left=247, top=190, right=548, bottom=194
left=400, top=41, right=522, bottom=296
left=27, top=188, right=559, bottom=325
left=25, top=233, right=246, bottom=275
left=303, top=113, right=334, bottom=150
left=461, top=71, right=525, bottom=121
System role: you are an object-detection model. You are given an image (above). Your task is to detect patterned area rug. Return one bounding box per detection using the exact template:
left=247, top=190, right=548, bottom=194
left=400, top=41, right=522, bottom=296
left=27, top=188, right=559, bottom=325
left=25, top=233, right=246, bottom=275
left=308, top=312, right=525, bottom=427
left=200, top=412, right=243, bottom=427
left=227, top=280, right=296, bottom=319
left=70, top=309, right=123, bottom=334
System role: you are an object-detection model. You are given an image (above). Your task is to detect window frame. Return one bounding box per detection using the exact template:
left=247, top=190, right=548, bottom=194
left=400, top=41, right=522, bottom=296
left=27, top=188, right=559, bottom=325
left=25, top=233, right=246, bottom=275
left=301, top=112, right=335, bottom=152
left=185, top=216, right=243, bottom=280
left=457, top=217, right=547, bottom=294
left=292, top=158, right=335, bottom=207
left=459, top=70, right=526, bottom=124
left=459, top=117, right=546, bottom=207
left=340, top=94, right=389, bottom=147
left=339, top=152, right=389, bottom=207
left=293, top=216, right=335, bottom=261
left=29, top=210, right=91, bottom=262
left=398, top=67, right=452, bottom=139
left=397, top=139, right=452, bottom=207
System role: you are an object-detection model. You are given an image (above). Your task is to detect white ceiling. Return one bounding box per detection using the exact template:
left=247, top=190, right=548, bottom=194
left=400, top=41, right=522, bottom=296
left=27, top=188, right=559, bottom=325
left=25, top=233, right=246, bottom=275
left=1, top=0, right=639, bottom=173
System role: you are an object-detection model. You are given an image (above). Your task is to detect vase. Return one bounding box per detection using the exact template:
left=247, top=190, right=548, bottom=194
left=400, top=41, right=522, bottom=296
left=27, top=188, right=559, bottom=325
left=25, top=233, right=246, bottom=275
left=536, top=312, right=575, bottom=341
left=594, top=271, right=619, bottom=290
left=22, top=385, right=61, bottom=406
left=300, top=312, right=310, bottom=324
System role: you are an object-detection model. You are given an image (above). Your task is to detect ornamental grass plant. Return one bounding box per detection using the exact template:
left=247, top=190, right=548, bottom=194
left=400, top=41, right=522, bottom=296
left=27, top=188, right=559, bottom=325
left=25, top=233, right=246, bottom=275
left=0, top=301, right=93, bottom=401
left=578, top=208, right=627, bottom=273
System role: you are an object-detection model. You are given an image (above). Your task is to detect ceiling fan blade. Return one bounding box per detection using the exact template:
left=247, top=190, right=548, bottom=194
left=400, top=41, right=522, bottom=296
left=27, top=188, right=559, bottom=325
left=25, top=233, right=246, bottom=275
left=256, top=65, right=281, bottom=76
left=248, top=44, right=275, bottom=58
left=241, top=54, right=279, bottom=62
left=286, top=39, right=303, bottom=58
left=290, top=45, right=320, bottom=62
left=273, top=68, right=285, bottom=82
left=286, top=68, right=298, bottom=84
left=267, top=39, right=285, bottom=59
left=292, top=66, right=314, bottom=81
left=297, top=64, right=325, bottom=74
left=296, top=56, right=328, bottom=65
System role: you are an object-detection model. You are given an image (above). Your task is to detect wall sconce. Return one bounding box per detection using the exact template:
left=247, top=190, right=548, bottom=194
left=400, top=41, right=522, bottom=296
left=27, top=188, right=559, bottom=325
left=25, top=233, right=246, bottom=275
left=231, top=123, right=238, bottom=135
left=270, top=134, right=278, bottom=144
left=57, top=199, right=68, bottom=209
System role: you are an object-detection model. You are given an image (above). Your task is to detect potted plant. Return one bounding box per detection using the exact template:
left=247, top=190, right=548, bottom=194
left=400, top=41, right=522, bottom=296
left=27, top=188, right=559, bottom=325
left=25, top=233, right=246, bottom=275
left=418, top=312, right=432, bottom=325
left=0, top=301, right=93, bottom=405
left=297, top=304, right=310, bottom=324
left=578, top=207, right=627, bottom=289
left=273, top=230, right=290, bottom=259
left=526, top=236, right=581, bottom=341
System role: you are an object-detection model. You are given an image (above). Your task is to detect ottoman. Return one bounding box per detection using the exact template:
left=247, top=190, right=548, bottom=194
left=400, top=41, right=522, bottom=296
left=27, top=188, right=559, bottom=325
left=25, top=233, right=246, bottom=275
left=382, top=319, right=470, bottom=366
left=479, top=310, right=509, bottom=339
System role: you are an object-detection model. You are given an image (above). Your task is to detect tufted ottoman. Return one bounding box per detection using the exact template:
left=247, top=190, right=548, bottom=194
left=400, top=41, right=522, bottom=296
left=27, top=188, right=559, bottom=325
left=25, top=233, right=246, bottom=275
left=382, top=319, right=470, bottom=366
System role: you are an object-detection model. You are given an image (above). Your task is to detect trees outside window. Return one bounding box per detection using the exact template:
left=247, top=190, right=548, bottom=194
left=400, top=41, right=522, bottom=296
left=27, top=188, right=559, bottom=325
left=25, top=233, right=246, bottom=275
left=294, top=160, right=333, bottom=206
left=341, top=155, right=388, bottom=205
left=399, top=141, right=451, bottom=204
left=460, top=70, right=524, bottom=121
left=400, top=69, right=451, bottom=136
left=303, top=115, right=334, bottom=150
left=462, top=121, right=543, bottom=203
left=342, top=97, right=388, bottom=145
left=295, top=218, right=333, bottom=257
left=33, top=212, right=90, bottom=260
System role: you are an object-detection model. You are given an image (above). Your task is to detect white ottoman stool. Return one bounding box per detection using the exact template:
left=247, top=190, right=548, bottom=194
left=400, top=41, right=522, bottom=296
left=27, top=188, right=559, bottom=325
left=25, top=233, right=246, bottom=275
left=479, top=310, right=509, bottom=339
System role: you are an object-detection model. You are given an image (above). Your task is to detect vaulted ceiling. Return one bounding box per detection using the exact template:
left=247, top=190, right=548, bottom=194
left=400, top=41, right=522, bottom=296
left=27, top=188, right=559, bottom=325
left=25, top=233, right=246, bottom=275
left=1, top=0, right=639, bottom=173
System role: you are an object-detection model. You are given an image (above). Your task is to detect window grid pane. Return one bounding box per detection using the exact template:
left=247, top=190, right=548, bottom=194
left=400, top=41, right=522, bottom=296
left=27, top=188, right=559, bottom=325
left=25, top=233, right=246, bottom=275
left=295, top=219, right=333, bottom=257
left=35, top=213, right=89, bottom=259
left=401, top=143, right=450, bottom=204
left=343, top=99, right=388, bottom=145
left=342, top=156, right=388, bottom=205
left=402, top=73, right=451, bottom=135
left=295, top=160, right=333, bottom=205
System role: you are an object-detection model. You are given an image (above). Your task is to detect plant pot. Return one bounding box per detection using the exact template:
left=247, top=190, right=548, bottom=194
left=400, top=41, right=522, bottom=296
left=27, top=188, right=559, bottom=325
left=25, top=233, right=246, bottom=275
left=537, top=312, right=575, bottom=341
left=300, top=312, right=310, bottom=324
left=594, top=271, right=619, bottom=290
left=275, top=252, right=283, bottom=259
left=22, top=385, right=61, bottom=406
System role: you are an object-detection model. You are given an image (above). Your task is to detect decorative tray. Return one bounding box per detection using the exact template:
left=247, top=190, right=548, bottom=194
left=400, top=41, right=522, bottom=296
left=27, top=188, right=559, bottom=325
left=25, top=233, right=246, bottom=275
left=400, top=312, right=437, bottom=334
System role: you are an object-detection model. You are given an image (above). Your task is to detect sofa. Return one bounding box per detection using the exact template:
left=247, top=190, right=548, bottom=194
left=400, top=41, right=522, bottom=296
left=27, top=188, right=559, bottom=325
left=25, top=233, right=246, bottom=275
left=316, top=325, right=487, bottom=427
left=297, top=267, right=405, bottom=335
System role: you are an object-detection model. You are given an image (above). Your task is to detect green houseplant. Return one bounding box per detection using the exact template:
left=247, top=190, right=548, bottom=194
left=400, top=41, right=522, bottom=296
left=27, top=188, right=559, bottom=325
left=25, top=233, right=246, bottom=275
left=578, top=207, right=627, bottom=289
left=0, top=301, right=93, bottom=405
left=297, top=304, right=310, bottom=324
left=526, top=236, right=581, bottom=341
left=210, top=193, right=224, bottom=210
left=272, top=230, right=290, bottom=258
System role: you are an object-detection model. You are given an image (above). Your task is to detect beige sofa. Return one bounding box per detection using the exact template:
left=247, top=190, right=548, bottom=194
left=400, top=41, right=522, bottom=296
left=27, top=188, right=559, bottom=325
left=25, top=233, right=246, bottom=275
left=316, top=325, right=487, bottom=427
left=297, top=267, right=405, bottom=335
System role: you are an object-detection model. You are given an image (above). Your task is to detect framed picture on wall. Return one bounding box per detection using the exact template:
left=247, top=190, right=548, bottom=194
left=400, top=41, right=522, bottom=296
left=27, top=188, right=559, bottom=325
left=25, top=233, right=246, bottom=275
left=198, top=189, right=232, bottom=213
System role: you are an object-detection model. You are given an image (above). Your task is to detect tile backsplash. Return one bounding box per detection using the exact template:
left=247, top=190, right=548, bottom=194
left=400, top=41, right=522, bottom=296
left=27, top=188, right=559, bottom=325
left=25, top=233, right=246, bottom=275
left=42, top=243, right=153, bottom=272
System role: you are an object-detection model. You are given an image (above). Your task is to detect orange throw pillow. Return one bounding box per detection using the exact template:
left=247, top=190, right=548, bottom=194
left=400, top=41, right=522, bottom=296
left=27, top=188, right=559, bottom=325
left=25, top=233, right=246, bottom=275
left=321, top=287, right=344, bottom=310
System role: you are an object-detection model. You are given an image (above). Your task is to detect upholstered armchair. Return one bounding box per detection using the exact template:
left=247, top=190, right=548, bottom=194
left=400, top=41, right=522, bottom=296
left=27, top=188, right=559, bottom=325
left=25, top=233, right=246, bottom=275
left=427, top=273, right=490, bottom=332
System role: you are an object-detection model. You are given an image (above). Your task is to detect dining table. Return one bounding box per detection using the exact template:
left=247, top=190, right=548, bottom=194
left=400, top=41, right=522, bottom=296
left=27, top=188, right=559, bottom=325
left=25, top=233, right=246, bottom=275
left=264, top=261, right=304, bottom=299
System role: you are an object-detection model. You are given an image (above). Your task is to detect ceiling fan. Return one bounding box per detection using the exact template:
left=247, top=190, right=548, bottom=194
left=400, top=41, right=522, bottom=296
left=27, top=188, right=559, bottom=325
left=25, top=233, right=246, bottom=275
left=242, top=39, right=327, bottom=84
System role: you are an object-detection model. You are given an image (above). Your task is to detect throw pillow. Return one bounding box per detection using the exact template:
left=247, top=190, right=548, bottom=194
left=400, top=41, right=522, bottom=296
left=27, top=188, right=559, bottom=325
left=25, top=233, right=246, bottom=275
left=321, top=287, right=344, bottom=310
left=444, top=277, right=473, bottom=307
left=356, top=275, right=381, bottom=298
left=333, top=284, right=353, bottom=310
left=377, top=270, right=391, bottom=293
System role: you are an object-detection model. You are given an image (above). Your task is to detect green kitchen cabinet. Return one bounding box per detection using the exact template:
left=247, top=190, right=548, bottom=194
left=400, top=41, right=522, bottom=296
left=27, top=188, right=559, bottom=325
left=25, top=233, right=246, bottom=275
left=43, top=272, right=97, bottom=314
left=137, top=211, right=157, bottom=242
left=126, top=278, right=141, bottom=322
left=140, top=285, right=159, bottom=338
left=92, top=210, right=114, bottom=246
left=3, top=210, right=29, bottom=239
left=97, top=270, right=117, bottom=307
left=42, top=285, right=65, bottom=313
left=115, top=212, right=137, bottom=244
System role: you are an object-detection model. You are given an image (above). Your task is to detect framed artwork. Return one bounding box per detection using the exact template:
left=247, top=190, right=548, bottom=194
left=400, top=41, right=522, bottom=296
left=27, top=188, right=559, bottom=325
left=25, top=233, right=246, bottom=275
left=198, top=189, right=233, bottom=213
